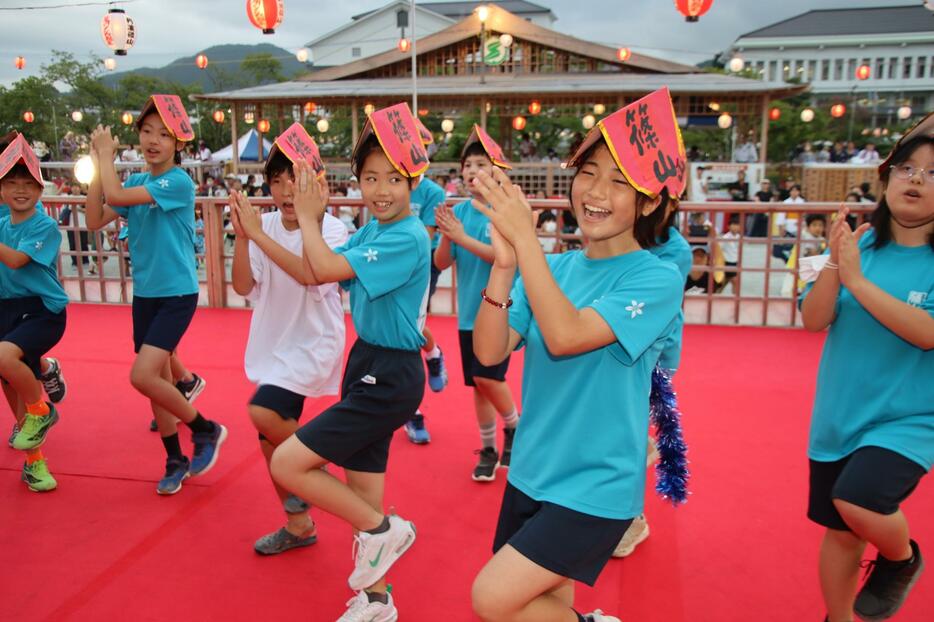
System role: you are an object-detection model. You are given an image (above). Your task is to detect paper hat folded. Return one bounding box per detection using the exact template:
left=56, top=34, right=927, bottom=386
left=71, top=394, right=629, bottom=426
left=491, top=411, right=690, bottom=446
left=0, top=133, right=43, bottom=185
left=137, top=94, right=195, bottom=142
left=352, top=103, right=429, bottom=178
left=266, top=122, right=326, bottom=178
left=462, top=124, right=511, bottom=169
left=566, top=87, right=686, bottom=198
left=879, top=110, right=934, bottom=175
left=415, top=118, right=435, bottom=146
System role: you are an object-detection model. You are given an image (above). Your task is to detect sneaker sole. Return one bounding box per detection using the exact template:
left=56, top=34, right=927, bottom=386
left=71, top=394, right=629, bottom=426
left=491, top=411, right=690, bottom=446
left=612, top=522, right=650, bottom=558
left=157, top=472, right=190, bottom=496
left=855, top=557, right=925, bottom=621
left=472, top=463, right=500, bottom=482
left=190, top=425, right=228, bottom=477
left=348, top=521, right=417, bottom=591
left=253, top=534, right=318, bottom=556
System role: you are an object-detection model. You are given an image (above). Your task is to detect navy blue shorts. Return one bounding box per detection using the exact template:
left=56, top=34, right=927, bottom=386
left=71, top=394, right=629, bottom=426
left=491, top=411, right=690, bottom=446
left=808, top=446, right=927, bottom=531
left=459, top=330, right=510, bottom=387
left=131, top=294, right=198, bottom=353
left=250, top=384, right=306, bottom=421
left=0, top=297, right=66, bottom=379
left=493, top=482, right=632, bottom=586
left=295, top=339, right=424, bottom=473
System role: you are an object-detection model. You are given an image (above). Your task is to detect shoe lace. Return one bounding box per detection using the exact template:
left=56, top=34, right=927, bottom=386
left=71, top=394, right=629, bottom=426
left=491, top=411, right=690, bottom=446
left=352, top=533, right=366, bottom=564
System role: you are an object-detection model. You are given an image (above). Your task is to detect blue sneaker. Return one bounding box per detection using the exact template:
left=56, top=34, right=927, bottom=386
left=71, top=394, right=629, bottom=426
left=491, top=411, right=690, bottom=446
left=404, top=413, right=431, bottom=444
left=190, top=423, right=227, bottom=476
left=426, top=350, right=448, bottom=393
left=157, top=456, right=190, bottom=495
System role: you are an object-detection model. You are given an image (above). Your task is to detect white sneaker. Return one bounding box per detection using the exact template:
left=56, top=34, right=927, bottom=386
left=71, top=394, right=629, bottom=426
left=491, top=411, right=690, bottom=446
left=348, top=514, right=417, bottom=591
left=612, top=514, right=649, bottom=558
left=584, top=610, right=622, bottom=622
left=337, top=590, right=398, bottom=622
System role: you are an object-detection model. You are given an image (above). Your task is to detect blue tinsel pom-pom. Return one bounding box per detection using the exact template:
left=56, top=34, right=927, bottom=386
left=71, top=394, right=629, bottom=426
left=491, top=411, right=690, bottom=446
left=650, top=366, right=690, bottom=505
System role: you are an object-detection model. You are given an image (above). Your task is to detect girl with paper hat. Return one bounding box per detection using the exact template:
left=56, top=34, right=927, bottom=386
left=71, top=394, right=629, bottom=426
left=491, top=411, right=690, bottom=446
left=269, top=103, right=429, bottom=621
left=800, top=111, right=933, bottom=622
left=0, top=133, right=69, bottom=492
left=85, top=95, right=227, bottom=495
left=468, top=88, right=686, bottom=622
left=433, top=124, right=521, bottom=483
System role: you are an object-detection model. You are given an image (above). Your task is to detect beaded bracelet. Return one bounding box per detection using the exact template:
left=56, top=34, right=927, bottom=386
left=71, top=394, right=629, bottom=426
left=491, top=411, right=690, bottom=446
left=481, top=288, right=513, bottom=309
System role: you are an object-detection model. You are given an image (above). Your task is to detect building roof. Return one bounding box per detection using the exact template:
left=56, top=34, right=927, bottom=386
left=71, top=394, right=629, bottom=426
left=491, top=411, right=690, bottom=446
left=353, top=0, right=553, bottom=21
left=304, top=4, right=695, bottom=82
left=739, top=5, right=934, bottom=39
left=195, top=72, right=806, bottom=103
left=308, top=2, right=454, bottom=49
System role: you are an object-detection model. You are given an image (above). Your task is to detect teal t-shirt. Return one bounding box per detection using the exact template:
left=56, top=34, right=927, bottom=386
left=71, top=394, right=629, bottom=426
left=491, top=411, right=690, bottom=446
left=507, top=250, right=683, bottom=519
left=649, top=227, right=692, bottom=370
left=409, top=177, right=445, bottom=250
left=337, top=215, right=430, bottom=351
left=803, top=232, right=934, bottom=470
left=112, top=168, right=198, bottom=298
left=450, top=199, right=497, bottom=330
left=0, top=200, right=44, bottom=218
left=0, top=211, right=68, bottom=313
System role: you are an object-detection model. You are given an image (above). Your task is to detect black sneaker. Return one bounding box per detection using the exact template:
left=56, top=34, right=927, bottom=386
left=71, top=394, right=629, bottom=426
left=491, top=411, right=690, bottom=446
left=472, top=447, right=499, bottom=482
left=501, top=427, right=516, bottom=468
left=39, top=358, right=66, bottom=403
left=176, top=373, right=207, bottom=403
left=854, top=539, right=924, bottom=621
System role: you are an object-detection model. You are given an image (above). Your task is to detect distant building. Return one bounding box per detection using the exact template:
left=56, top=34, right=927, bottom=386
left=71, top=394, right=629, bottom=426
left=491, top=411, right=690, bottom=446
left=728, top=4, right=934, bottom=124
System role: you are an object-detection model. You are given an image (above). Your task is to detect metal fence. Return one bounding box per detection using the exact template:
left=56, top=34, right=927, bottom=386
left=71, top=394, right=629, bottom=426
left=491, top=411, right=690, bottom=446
left=38, top=196, right=872, bottom=327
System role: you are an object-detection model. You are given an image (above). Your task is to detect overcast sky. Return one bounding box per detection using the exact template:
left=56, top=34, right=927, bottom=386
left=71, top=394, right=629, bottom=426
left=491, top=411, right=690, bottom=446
left=0, top=0, right=916, bottom=87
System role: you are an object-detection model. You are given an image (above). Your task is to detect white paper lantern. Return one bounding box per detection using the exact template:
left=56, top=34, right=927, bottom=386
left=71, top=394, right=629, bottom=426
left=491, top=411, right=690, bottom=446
left=728, top=57, right=745, bottom=72
left=103, top=58, right=117, bottom=71
left=71, top=111, right=84, bottom=122
left=717, top=113, right=733, bottom=129
left=316, top=118, right=330, bottom=133
left=296, top=48, right=310, bottom=63
left=897, top=106, right=912, bottom=120
left=499, top=34, right=513, bottom=48
left=100, top=8, right=136, bottom=56
left=800, top=108, right=815, bottom=123
left=582, top=114, right=596, bottom=130
left=441, top=119, right=455, bottom=133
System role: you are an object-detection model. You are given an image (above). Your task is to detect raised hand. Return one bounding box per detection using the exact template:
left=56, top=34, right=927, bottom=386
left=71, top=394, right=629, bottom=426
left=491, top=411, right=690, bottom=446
left=231, top=191, right=261, bottom=239
left=435, top=205, right=466, bottom=242
left=291, top=160, right=327, bottom=222
left=470, top=168, right=535, bottom=247
left=90, top=125, right=118, bottom=158
left=837, top=218, right=872, bottom=288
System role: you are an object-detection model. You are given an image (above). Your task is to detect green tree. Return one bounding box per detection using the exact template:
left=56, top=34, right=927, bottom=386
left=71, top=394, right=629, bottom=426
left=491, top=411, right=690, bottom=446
left=240, top=53, right=286, bottom=85
left=0, top=76, right=62, bottom=154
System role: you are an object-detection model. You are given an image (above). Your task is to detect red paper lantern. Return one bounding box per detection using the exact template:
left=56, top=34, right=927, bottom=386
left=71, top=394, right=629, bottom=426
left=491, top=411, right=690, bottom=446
left=22, top=111, right=34, bottom=123
left=212, top=110, right=226, bottom=124
left=512, top=115, right=527, bottom=131
left=14, top=56, right=25, bottom=70
left=398, top=38, right=411, bottom=53
left=830, top=104, right=846, bottom=118
left=303, top=101, right=317, bottom=115
left=121, top=112, right=134, bottom=125
left=855, top=64, right=871, bottom=81
left=246, top=0, right=284, bottom=35
left=196, top=54, right=209, bottom=70
left=528, top=100, right=542, bottom=115
left=616, top=47, right=631, bottom=62
left=674, top=0, right=714, bottom=22
left=417, top=109, right=429, bottom=117
left=768, top=107, right=781, bottom=121
left=257, top=119, right=271, bottom=133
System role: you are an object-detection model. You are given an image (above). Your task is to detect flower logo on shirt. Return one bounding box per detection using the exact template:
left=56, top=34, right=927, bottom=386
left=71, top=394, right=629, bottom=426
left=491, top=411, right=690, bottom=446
left=625, top=300, right=644, bottom=319
left=157, top=179, right=170, bottom=189
left=34, top=240, right=44, bottom=251
left=364, top=248, right=379, bottom=263
left=907, top=291, right=927, bottom=308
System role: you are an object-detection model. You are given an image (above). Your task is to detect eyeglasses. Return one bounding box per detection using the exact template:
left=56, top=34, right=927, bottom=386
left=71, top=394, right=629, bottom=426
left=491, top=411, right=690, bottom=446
left=890, top=164, right=934, bottom=183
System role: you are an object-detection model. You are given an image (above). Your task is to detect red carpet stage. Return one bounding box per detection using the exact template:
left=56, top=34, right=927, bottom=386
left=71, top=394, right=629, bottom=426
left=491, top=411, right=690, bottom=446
left=2, top=305, right=931, bottom=621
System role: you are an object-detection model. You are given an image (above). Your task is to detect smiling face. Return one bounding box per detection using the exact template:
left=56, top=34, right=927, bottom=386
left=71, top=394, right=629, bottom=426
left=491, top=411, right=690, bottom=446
left=359, top=150, right=412, bottom=224
left=137, top=112, right=183, bottom=168
left=570, top=143, right=660, bottom=253
left=0, top=167, right=42, bottom=215
left=884, top=141, right=934, bottom=229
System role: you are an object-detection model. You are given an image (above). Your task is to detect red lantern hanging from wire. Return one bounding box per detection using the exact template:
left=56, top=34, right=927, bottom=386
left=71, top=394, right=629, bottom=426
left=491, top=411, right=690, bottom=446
left=303, top=102, right=317, bottom=115
left=22, top=111, right=34, bottom=123
left=14, top=56, right=25, bottom=70
left=121, top=112, right=134, bottom=125
left=512, top=115, right=527, bottom=131
left=398, top=37, right=411, bottom=53
left=674, top=0, right=714, bottom=22
left=830, top=104, right=846, bottom=118
left=855, top=64, right=871, bottom=81
left=196, top=54, right=209, bottom=70
left=100, top=8, right=136, bottom=56
left=616, top=47, right=631, bottom=62
left=246, top=0, right=284, bottom=35
left=213, top=110, right=226, bottom=124
left=528, top=100, right=542, bottom=115
left=257, top=119, right=271, bottom=133
left=769, top=107, right=781, bottom=121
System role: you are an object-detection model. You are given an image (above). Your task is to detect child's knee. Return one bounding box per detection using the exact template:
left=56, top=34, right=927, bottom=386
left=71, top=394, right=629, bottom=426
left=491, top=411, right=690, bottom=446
left=471, top=572, right=513, bottom=622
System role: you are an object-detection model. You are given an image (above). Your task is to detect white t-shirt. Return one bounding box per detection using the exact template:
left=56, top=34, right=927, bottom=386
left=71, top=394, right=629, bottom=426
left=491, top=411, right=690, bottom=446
left=244, top=212, right=349, bottom=396
left=777, top=196, right=806, bottom=235
left=721, top=231, right=740, bottom=263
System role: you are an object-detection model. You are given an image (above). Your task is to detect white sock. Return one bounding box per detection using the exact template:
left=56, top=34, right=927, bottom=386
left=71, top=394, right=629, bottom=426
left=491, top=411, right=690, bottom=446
left=479, top=422, right=497, bottom=449
left=425, top=345, right=441, bottom=360
left=501, top=408, right=519, bottom=429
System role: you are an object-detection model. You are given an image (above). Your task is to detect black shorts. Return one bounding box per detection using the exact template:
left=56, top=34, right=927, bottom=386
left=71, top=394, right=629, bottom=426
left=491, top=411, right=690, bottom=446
left=250, top=384, right=306, bottom=421
left=0, top=297, right=66, bottom=378
left=295, top=339, right=425, bottom=473
left=808, top=446, right=927, bottom=531
left=132, top=294, right=198, bottom=353
left=459, top=330, right=511, bottom=387
left=429, top=248, right=441, bottom=299
left=493, top=482, right=632, bottom=586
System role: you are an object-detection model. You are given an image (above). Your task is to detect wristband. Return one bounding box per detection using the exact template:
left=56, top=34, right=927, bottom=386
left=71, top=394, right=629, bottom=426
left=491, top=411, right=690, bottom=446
left=824, top=261, right=839, bottom=270
left=481, top=288, right=512, bottom=309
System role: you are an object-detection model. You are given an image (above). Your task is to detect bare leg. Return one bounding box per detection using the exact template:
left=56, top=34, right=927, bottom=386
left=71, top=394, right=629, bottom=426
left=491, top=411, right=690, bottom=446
left=834, top=500, right=913, bottom=561
left=819, top=528, right=865, bottom=622
left=130, top=345, right=197, bottom=423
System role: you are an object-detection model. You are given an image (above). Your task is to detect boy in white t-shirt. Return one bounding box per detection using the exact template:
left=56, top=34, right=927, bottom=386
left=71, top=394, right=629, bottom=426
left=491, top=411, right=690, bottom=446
left=230, top=125, right=348, bottom=555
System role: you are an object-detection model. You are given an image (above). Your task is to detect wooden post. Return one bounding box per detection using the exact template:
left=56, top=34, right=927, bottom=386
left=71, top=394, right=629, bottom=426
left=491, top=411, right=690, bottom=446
left=231, top=102, right=240, bottom=174
left=201, top=198, right=226, bottom=307
left=480, top=98, right=488, bottom=130
left=352, top=102, right=359, bottom=146
left=759, top=95, right=769, bottom=164
left=257, top=104, right=264, bottom=162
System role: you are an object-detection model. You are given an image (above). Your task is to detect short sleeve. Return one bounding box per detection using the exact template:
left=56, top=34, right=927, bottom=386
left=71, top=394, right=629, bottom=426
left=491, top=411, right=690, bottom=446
left=507, top=274, right=532, bottom=343
left=245, top=239, right=266, bottom=302
left=419, top=185, right=444, bottom=229
left=144, top=169, right=195, bottom=212
left=323, top=215, right=350, bottom=250
left=589, top=264, right=683, bottom=364
left=339, top=227, right=420, bottom=299
left=17, top=217, right=61, bottom=267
